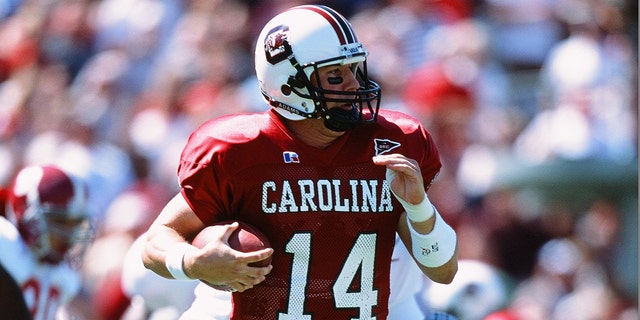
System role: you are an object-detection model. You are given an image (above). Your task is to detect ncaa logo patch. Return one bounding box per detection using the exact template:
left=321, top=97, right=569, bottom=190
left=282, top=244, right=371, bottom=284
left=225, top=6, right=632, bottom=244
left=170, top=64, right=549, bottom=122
left=374, top=139, right=401, bottom=156
left=283, top=151, right=300, bottom=163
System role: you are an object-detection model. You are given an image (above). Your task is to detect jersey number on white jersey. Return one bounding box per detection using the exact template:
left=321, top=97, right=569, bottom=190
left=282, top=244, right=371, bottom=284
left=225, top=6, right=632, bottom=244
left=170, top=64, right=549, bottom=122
left=23, top=277, right=62, bottom=320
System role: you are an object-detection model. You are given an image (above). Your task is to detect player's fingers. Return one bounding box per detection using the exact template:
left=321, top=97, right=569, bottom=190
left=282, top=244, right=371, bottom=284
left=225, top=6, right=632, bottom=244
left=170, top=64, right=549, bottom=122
left=372, top=153, right=411, bottom=163
left=221, top=221, right=240, bottom=240
left=234, top=248, right=273, bottom=266
left=240, top=263, right=272, bottom=279
left=373, top=154, right=419, bottom=172
left=234, top=275, right=264, bottom=292
left=196, top=222, right=239, bottom=247
left=245, top=274, right=266, bottom=285
left=243, top=248, right=273, bottom=263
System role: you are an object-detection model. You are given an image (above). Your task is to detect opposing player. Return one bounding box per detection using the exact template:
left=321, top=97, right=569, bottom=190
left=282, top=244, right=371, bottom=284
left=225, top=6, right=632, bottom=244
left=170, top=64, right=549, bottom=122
left=142, top=5, right=458, bottom=319
left=0, top=165, right=92, bottom=320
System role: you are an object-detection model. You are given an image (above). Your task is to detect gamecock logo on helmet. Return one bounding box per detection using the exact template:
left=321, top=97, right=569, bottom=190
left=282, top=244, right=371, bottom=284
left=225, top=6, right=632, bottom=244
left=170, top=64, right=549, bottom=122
left=264, top=25, right=291, bottom=65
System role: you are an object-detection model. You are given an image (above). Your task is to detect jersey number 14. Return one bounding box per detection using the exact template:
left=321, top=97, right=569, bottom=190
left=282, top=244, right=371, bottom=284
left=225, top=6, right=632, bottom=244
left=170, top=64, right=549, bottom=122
left=278, top=233, right=379, bottom=320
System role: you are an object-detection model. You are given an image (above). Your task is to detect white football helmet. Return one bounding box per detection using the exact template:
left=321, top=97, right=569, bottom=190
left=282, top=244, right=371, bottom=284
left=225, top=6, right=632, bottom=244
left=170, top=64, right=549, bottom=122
left=6, top=165, right=92, bottom=265
left=255, top=5, right=381, bottom=131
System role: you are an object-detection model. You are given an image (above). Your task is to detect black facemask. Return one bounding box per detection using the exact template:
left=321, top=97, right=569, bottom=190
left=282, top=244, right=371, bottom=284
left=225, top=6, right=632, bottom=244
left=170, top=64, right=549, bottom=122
left=322, top=105, right=360, bottom=132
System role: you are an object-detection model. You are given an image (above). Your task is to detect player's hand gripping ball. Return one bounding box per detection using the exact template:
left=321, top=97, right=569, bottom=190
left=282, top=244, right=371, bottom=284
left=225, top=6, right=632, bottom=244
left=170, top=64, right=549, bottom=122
left=191, top=221, right=272, bottom=291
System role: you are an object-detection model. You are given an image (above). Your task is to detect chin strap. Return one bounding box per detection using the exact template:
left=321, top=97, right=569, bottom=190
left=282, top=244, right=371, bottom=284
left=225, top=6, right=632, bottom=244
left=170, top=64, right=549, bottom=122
left=322, top=106, right=360, bottom=132
left=262, top=93, right=318, bottom=119
left=264, top=95, right=361, bottom=132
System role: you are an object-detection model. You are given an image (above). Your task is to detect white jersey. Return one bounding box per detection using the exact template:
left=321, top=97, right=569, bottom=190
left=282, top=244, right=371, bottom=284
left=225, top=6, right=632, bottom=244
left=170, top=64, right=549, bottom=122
left=0, top=217, right=81, bottom=320
left=388, top=234, right=429, bottom=319
left=121, top=233, right=198, bottom=318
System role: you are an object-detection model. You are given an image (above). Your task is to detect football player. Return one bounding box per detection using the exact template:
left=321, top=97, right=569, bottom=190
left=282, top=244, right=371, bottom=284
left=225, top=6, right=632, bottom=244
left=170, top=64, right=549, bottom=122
left=0, top=165, right=92, bottom=320
left=142, top=4, right=458, bottom=319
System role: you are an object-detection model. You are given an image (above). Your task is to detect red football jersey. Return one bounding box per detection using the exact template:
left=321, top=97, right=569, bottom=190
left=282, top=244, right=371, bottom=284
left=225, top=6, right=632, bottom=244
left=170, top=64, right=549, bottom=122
left=178, top=109, right=441, bottom=319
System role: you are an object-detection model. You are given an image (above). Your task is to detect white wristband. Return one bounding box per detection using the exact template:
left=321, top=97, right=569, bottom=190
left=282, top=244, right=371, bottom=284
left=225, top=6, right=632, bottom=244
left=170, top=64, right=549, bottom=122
left=165, top=243, right=194, bottom=280
left=385, top=168, right=434, bottom=222
left=408, top=210, right=457, bottom=268
left=395, top=192, right=435, bottom=222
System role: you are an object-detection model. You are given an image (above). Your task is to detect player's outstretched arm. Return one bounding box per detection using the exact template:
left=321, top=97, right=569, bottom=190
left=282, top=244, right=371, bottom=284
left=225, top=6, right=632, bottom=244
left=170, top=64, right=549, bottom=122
left=141, top=193, right=273, bottom=292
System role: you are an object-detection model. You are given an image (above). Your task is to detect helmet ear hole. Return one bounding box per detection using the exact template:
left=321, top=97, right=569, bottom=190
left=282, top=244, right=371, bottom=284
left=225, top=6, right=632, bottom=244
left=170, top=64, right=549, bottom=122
left=281, top=84, right=292, bottom=96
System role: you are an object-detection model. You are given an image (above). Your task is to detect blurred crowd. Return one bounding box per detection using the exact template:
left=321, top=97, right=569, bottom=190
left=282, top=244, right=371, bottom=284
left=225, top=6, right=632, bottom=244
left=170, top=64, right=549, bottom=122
left=0, top=0, right=637, bottom=319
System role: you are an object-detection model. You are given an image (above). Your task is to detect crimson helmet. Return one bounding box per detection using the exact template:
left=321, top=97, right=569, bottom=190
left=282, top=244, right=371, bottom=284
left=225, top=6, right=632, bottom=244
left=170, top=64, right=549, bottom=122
left=6, top=165, right=92, bottom=264
left=255, top=5, right=381, bottom=131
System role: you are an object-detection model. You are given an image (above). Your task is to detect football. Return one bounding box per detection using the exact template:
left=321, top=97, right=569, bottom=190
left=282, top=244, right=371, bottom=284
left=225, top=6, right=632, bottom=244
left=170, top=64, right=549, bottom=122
left=191, top=221, right=272, bottom=291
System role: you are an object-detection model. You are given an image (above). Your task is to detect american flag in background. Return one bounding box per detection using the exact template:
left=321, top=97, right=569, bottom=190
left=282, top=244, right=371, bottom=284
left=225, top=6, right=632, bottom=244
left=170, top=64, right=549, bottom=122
left=283, top=151, right=300, bottom=163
